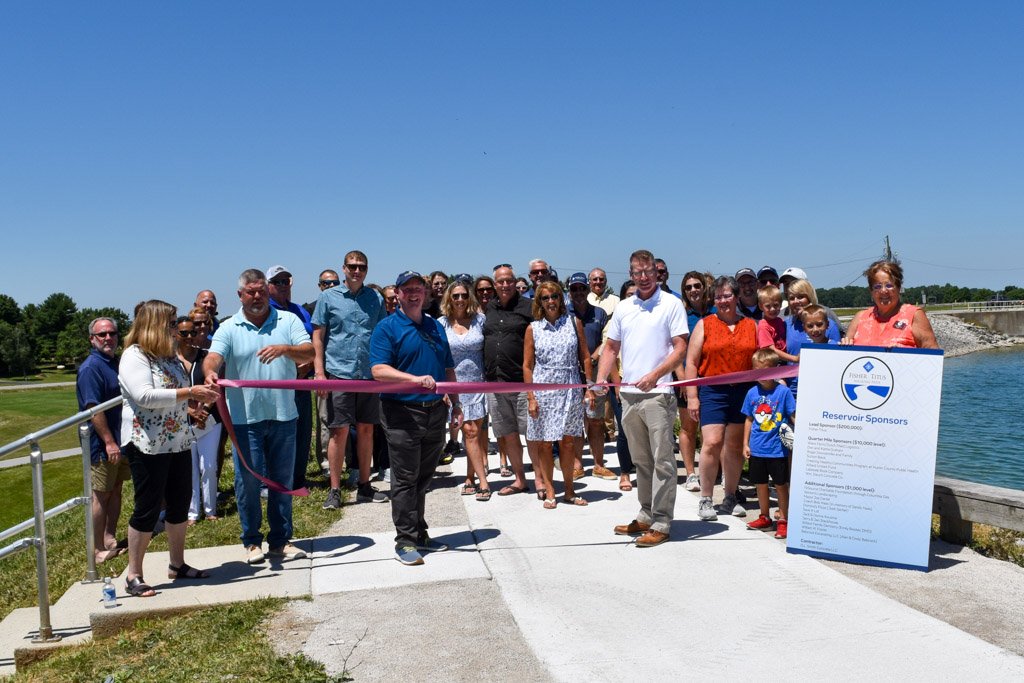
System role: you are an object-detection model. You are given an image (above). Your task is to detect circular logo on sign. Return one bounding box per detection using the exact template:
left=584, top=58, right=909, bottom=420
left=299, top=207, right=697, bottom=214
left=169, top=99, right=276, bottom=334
left=840, top=356, right=894, bottom=410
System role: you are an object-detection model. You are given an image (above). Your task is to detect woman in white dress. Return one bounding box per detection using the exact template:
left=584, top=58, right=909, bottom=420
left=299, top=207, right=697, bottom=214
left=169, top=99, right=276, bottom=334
left=439, top=282, right=492, bottom=501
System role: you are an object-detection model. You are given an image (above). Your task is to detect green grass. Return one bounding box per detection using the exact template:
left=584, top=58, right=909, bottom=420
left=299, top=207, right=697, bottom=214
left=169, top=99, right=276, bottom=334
left=0, top=457, right=341, bottom=622
left=0, top=369, right=78, bottom=385
left=12, top=597, right=344, bottom=682
left=0, top=386, right=81, bottom=459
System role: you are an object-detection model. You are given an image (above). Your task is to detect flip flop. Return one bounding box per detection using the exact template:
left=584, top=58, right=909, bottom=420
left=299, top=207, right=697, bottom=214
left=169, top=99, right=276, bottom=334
left=619, top=480, right=633, bottom=492
left=499, top=466, right=513, bottom=478
left=96, top=546, right=125, bottom=563
left=497, top=484, right=528, bottom=496
left=461, top=483, right=477, bottom=496
left=475, top=489, right=492, bottom=502
left=564, top=496, right=589, bottom=506
left=543, top=498, right=558, bottom=509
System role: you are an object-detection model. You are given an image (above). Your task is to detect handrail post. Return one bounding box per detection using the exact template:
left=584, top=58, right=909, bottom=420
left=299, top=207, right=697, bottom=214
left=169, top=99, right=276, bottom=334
left=29, top=441, right=61, bottom=643
left=79, top=423, right=98, bottom=582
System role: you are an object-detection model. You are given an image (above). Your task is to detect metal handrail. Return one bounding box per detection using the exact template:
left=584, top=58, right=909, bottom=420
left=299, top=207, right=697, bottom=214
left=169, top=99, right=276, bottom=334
left=0, top=395, right=122, bottom=643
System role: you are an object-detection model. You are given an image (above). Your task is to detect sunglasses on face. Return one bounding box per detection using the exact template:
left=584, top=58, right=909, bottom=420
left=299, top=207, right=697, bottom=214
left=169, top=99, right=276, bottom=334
left=91, top=331, right=117, bottom=338
left=569, top=286, right=587, bottom=293
left=269, top=278, right=291, bottom=286
left=345, top=263, right=368, bottom=272
left=178, top=330, right=199, bottom=337
left=451, top=292, right=470, bottom=300
left=656, top=269, right=668, bottom=275
left=684, top=283, right=703, bottom=291
left=530, top=269, right=548, bottom=276
left=539, top=294, right=560, bottom=302
left=476, top=287, right=495, bottom=294
left=319, top=279, right=340, bottom=287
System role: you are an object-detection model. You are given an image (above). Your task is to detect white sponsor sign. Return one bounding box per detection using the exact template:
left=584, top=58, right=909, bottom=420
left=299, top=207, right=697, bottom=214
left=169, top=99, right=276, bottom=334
left=787, top=344, right=944, bottom=570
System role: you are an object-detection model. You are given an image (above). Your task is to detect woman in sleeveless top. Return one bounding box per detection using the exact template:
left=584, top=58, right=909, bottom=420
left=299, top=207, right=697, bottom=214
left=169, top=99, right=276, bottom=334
left=684, top=275, right=758, bottom=521
left=843, top=260, right=938, bottom=349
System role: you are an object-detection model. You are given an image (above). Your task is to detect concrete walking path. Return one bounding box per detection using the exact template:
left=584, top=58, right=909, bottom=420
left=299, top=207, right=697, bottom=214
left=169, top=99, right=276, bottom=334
left=3, top=449, right=1024, bottom=679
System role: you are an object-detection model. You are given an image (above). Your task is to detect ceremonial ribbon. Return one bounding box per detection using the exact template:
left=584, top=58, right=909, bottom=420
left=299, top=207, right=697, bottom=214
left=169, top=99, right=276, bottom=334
left=216, top=364, right=799, bottom=496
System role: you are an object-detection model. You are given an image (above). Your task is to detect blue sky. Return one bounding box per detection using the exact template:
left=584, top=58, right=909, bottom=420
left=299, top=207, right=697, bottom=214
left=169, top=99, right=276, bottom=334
left=3, top=2, right=1023, bottom=316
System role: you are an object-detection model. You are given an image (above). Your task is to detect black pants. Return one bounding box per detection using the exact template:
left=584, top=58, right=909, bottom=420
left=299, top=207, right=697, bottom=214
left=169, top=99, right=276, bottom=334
left=293, top=390, right=313, bottom=488
left=382, top=399, right=446, bottom=546
left=610, top=390, right=634, bottom=475
left=124, top=442, right=191, bottom=532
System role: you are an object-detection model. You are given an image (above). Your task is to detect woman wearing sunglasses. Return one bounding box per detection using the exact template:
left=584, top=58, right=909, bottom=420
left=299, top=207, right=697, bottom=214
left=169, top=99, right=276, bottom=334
left=438, top=281, right=491, bottom=500
left=524, top=281, right=594, bottom=508
left=678, top=271, right=715, bottom=492
left=178, top=315, right=222, bottom=525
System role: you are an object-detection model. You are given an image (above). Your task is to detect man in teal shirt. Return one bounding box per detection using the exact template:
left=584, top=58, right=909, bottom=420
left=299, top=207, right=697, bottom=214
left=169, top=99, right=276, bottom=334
left=205, top=268, right=314, bottom=565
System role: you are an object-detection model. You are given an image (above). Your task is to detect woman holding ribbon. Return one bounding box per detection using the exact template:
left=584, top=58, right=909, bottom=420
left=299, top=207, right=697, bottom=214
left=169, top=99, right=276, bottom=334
left=119, top=300, right=220, bottom=597
left=523, top=281, right=594, bottom=508
left=843, top=260, right=938, bottom=349
left=439, top=281, right=492, bottom=501
left=684, top=276, right=758, bottom=522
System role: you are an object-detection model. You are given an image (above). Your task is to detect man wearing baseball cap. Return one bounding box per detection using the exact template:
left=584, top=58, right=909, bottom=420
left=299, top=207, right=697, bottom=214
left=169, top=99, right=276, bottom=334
left=370, top=271, right=462, bottom=566
left=735, top=268, right=761, bottom=320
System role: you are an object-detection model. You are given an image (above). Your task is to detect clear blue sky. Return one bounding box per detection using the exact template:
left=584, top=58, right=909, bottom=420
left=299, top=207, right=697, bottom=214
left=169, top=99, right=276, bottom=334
left=3, top=2, right=1023, bottom=316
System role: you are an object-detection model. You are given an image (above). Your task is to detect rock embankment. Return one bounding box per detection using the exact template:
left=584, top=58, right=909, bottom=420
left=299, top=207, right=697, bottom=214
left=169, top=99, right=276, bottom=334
left=931, top=314, right=1024, bottom=357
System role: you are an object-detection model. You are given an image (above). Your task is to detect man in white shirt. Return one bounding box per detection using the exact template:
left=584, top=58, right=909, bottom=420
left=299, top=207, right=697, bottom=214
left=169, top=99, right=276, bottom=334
left=595, top=250, right=688, bottom=547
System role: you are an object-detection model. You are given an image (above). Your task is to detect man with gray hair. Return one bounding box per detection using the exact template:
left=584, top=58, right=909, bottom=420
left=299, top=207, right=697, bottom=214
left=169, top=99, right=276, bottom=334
left=204, top=269, right=314, bottom=564
left=76, top=316, right=128, bottom=563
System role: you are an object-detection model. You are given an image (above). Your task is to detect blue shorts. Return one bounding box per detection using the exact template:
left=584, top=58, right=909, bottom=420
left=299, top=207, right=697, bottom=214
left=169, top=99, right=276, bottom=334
left=698, top=384, right=750, bottom=426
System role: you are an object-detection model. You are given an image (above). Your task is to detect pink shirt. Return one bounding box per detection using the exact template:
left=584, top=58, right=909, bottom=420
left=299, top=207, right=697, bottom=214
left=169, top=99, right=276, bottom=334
left=757, top=317, right=787, bottom=352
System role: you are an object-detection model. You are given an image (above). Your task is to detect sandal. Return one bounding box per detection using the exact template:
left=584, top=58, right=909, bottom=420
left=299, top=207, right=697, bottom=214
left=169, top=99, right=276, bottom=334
left=499, top=466, right=513, bottom=478
left=619, top=479, right=633, bottom=492
left=564, top=496, right=589, bottom=507
left=126, top=576, right=156, bottom=597
left=543, top=498, right=558, bottom=509
left=475, top=489, right=492, bottom=502
left=461, top=483, right=477, bottom=496
left=497, top=484, right=527, bottom=496
left=168, top=562, right=211, bottom=580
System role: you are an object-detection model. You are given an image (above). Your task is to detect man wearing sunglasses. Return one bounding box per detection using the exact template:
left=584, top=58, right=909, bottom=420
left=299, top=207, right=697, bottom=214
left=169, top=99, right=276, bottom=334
left=309, top=269, right=340, bottom=468
left=76, top=317, right=129, bottom=564
left=312, top=250, right=388, bottom=509
left=655, top=258, right=681, bottom=298
left=268, top=266, right=316, bottom=489
left=524, top=258, right=551, bottom=299
left=735, top=268, right=762, bottom=321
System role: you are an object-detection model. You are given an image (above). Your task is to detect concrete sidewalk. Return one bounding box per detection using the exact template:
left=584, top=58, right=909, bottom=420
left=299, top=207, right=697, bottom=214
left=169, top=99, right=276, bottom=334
left=4, top=448, right=1024, bottom=679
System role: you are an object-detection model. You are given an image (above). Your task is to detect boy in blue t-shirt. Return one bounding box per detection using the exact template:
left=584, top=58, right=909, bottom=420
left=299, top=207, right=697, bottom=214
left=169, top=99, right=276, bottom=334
left=741, top=348, right=796, bottom=539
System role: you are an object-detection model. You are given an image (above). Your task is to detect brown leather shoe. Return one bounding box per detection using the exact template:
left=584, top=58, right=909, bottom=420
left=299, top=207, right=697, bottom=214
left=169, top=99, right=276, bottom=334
left=613, top=520, right=651, bottom=536
left=636, top=529, right=670, bottom=547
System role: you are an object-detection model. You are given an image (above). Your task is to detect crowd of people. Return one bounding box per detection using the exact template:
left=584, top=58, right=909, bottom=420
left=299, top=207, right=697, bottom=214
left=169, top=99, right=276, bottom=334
left=75, top=252, right=938, bottom=583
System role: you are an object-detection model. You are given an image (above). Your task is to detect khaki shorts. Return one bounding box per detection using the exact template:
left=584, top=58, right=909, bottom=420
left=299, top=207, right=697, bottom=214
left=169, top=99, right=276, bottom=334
left=486, top=392, right=528, bottom=438
left=91, top=458, right=131, bottom=493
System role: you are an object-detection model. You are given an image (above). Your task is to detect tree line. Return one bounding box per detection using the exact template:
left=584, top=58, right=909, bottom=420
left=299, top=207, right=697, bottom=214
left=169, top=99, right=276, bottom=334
left=1, top=283, right=1022, bottom=377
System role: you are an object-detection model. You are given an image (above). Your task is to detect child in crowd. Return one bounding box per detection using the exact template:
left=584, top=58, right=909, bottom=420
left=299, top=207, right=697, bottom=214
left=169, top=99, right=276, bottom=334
left=801, top=304, right=835, bottom=346
left=756, top=286, right=799, bottom=363
left=741, top=348, right=796, bottom=539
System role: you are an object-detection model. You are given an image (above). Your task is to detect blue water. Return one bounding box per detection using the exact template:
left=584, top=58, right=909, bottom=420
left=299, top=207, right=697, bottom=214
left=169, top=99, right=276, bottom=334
left=937, top=348, right=1024, bottom=491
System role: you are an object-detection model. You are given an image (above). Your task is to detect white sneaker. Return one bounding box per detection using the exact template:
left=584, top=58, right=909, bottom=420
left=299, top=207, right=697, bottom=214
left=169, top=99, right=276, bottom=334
left=684, top=473, right=700, bottom=492
left=268, top=543, right=307, bottom=561
left=246, top=544, right=265, bottom=564
left=698, top=497, right=718, bottom=521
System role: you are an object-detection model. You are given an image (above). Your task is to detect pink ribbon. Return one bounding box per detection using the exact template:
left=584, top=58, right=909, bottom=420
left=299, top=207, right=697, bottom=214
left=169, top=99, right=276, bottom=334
left=216, top=364, right=799, bottom=496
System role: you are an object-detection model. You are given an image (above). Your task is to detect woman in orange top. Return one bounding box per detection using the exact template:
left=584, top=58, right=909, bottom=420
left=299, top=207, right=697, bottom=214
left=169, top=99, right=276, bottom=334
left=843, top=260, right=938, bottom=349
left=684, top=275, right=758, bottom=522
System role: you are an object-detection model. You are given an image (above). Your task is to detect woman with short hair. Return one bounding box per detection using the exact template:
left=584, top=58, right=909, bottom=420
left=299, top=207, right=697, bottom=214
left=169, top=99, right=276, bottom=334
left=843, top=260, right=938, bottom=349
left=119, top=300, right=220, bottom=596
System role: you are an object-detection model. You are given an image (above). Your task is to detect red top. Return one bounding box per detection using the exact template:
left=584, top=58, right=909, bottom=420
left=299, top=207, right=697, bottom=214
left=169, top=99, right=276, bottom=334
left=699, top=315, right=757, bottom=377
left=852, top=303, right=919, bottom=348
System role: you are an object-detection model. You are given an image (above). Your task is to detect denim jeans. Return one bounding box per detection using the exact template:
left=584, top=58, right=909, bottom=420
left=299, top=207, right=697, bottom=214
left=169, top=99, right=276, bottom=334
left=233, top=419, right=296, bottom=549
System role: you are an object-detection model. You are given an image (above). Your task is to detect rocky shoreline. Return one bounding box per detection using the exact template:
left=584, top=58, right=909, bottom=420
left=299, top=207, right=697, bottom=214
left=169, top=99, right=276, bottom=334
left=930, top=314, right=1024, bottom=358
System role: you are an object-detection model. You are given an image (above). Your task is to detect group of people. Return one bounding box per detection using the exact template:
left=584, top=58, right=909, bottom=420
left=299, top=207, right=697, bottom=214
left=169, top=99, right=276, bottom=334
left=76, top=250, right=939, bottom=585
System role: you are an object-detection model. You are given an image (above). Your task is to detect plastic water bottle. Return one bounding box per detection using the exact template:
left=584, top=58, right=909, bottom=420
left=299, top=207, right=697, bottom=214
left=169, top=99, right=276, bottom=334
left=102, top=577, right=116, bottom=608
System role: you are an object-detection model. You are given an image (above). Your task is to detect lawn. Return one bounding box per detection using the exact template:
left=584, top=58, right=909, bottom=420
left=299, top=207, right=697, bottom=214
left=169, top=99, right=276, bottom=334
left=0, top=386, right=82, bottom=459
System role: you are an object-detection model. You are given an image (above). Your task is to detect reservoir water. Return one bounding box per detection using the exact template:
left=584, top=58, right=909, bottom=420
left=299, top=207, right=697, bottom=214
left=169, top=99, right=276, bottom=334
left=937, top=347, right=1024, bottom=491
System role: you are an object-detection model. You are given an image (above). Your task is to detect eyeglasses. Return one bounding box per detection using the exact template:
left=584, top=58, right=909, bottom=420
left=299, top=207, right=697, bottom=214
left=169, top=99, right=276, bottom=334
left=871, top=283, right=896, bottom=291
left=192, top=319, right=210, bottom=326
left=589, top=276, right=606, bottom=282
left=539, top=294, right=560, bottom=302
left=451, top=292, right=470, bottom=300
left=683, top=283, right=703, bottom=291
left=319, top=279, right=340, bottom=287
left=91, top=331, right=118, bottom=338
left=269, top=278, right=291, bottom=286
left=714, top=292, right=736, bottom=302
left=178, top=330, right=199, bottom=337
left=476, top=286, right=495, bottom=294
left=630, top=269, right=656, bottom=279
left=345, top=263, right=368, bottom=272
left=493, top=263, right=512, bottom=271
left=530, top=269, right=549, bottom=276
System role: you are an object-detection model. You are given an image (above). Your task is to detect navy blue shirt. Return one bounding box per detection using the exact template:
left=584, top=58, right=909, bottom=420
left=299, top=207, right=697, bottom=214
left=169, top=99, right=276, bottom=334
left=568, top=301, right=608, bottom=354
left=271, top=298, right=314, bottom=379
left=369, top=309, right=455, bottom=403
left=76, top=349, right=122, bottom=464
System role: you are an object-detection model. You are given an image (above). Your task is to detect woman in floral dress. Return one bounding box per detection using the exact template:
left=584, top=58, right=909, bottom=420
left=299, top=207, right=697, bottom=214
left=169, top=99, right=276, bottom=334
left=439, top=282, right=492, bottom=500
left=524, top=282, right=595, bottom=508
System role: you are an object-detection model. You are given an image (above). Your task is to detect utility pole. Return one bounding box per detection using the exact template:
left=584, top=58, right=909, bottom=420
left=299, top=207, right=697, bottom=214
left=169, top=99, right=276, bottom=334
left=883, top=235, right=893, bottom=262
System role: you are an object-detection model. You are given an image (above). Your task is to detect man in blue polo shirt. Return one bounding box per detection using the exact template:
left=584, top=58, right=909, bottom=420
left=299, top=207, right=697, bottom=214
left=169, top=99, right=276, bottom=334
left=76, top=316, right=128, bottom=563
left=204, top=268, right=314, bottom=565
left=370, top=271, right=463, bottom=566
left=267, top=265, right=315, bottom=489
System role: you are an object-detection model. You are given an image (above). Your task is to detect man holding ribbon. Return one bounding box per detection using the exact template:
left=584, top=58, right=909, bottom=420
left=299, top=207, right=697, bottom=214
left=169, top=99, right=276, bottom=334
left=595, top=250, right=689, bottom=548
left=204, top=268, right=314, bottom=565
left=370, top=271, right=463, bottom=566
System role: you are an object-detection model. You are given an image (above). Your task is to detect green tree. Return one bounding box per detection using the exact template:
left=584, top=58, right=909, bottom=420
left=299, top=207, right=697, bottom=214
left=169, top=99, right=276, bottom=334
left=0, top=321, right=36, bottom=378
left=29, top=293, right=77, bottom=361
left=0, top=294, right=20, bottom=325
left=55, top=307, right=131, bottom=364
